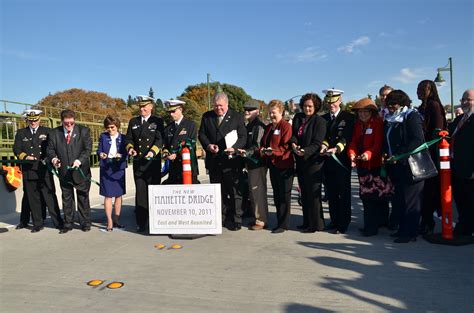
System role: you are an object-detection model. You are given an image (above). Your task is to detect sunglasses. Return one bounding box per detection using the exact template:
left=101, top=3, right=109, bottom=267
left=63, top=121, right=75, bottom=126
left=244, top=108, right=256, bottom=112
left=168, top=109, right=177, bottom=113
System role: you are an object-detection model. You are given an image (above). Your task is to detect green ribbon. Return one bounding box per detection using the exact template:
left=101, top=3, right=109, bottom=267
left=387, top=136, right=445, bottom=163
left=0, top=159, right=36, bottom=164
left=66, top=165, right=100, bottom=187
left=330, top=153, right=351, bottom=172
left=169, top=138, right=198, bottom=172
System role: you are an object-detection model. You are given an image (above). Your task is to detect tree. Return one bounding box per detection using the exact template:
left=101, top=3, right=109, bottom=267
left=35, top=88, right=132, bottom=122
left=181, top=82, right=252, bottom=113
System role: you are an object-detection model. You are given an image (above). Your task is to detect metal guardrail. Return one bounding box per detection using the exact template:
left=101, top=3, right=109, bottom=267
left=1, top=99, right=205, bottom=165
left=0, top=108, right=127, bottom=167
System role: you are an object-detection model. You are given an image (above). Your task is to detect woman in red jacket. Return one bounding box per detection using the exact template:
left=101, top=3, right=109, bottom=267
left=261, top=100, right=294, bottom=233
left=348, top=98, right=386, bottom=236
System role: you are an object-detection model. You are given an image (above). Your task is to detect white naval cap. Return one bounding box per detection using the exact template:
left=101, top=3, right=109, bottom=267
left=23, top=109, right=43, bottom=121
left=164, top=99, right=186, bottom=112
left=322, top=88, right=344, bottom=104
left=136, top=95, right=155, bottom=106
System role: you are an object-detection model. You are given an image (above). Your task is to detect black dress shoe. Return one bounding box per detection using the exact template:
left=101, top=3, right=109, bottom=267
left=137, top=226, right=147, bottom=233
left=59, top=228, right=72, bottom=234
left=361, top=231, right=378, bottom=237
left=394, top=236, right=416, bottom=243
left=387, top=224, right=398, bottom=231
left=81, top=226, right=91, bottom=232
left=301, top=228, right=317, bottom=233
left=389, top=231, right=401, bottom=238
left=358, top=227, right=367, bottom=233
left=31, top=226, right=44, bottom=233
left=16, top=223, right=28, bottom=230
left=271, top=228, right=285, bottom=234
left=228, top=223, right=242, bottom=231
left=296, top=224, right=308, bottom=230
left=324, top=223, right=337, bottom=231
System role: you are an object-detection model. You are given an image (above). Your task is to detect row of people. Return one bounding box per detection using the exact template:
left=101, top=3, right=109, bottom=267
left=13, top=87, right=473, bottom=241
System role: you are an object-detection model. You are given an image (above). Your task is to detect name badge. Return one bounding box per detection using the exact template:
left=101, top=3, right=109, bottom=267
left=179, top=130, right=187, bottom=135
left=365, top=128, right=373, bottom=135
left=132, top=125, right=140, bottom=129
left=273, top=129, right=280, bottom=135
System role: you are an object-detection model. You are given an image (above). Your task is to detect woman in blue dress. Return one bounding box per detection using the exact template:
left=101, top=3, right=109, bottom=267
left=97, top=115, right=127, bottom=232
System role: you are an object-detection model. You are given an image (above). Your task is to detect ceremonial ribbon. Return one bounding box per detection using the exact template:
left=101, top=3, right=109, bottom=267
left=168, top=138, right=198, bottom=172
left=66, top=166, right=100, bottom=187
left=386, top=135, right=445, bottom=163
left=330, top=153, right=351, bottom=172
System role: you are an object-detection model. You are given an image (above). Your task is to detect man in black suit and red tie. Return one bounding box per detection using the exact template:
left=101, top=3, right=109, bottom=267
left=199, top=92, right=247, bottom=230
left=162, top=99, right=199, bottom=184
left=448, top=89, right=474, bottom=236
left=13, top=109, right=63, bottom=233
left=47, top=109, right=93, bottom=233
left=125, top=95, right=164, bottom=233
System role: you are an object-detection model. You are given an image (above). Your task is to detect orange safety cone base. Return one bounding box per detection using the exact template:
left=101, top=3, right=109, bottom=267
left=423, top=233, right=474, bottom=246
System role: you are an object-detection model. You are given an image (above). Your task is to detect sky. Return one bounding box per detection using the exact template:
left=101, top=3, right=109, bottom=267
left=1, top=0, right=473, bottom=113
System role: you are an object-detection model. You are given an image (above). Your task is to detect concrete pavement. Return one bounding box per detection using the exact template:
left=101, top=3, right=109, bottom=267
left=1, top=163, right=473, bottom=313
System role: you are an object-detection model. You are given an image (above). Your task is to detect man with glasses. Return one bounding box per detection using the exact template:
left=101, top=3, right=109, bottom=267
left=47, top=109, right=92, bottom=233
left=238, top=100, right=268, bottom=230
left=13, top=109, right=63, bottom=233
left=448, top=89, right=474, bottom=236
left=125, top=95, right=164, bottom=233
left=162, top=99, right=199, bottom=184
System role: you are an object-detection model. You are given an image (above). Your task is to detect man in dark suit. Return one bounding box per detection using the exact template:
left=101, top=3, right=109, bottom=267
left=13, top=109, right=63, bottom=233
left=199, top=92, right=247, bottom=230
left=320, top=89, right=355, bottom=234
left=448, top=89, right=474, bottom=236
left=125, top=95, right=164, bottom=232
left=47, top=109, right=92, bottom=233
left=162, top=99, right=199, bottom=184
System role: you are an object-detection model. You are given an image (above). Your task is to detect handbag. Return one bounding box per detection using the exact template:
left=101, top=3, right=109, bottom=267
left=358, top=168, right=395, bottom=200
left=407, top=149, right=438, bottom=182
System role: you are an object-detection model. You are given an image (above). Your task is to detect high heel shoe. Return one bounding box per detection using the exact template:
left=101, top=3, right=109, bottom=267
left=113, top=222, right=125, bottom=229
left=393, top=236, right=416, bottom=243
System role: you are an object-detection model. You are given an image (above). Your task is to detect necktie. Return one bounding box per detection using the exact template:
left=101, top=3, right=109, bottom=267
left=217, top=116, right=223, bottom=126
left=66, top=131, right=71, bottom=144
left=32, top=129, right=36, bottom=135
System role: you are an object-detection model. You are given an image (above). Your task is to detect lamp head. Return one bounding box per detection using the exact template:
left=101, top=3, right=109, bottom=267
left=434, top=71, right=446, bottom=86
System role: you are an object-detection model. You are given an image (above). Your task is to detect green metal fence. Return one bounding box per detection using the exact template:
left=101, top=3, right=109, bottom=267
left=1, top=100, right=128, bottom=167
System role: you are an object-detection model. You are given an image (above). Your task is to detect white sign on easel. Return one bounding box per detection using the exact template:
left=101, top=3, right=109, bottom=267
left=148, top=184, right=222, bottom=234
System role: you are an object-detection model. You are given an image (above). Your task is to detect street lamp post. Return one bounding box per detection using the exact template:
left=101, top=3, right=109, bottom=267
left=207, top=73, right=211, bottom=111
left=434, top=57, right=454, bottom=121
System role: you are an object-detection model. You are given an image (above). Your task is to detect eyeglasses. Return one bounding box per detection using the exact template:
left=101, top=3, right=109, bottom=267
left=63, top=121, right=75, bottom=126
left=168, top=109, right=177, bottom=113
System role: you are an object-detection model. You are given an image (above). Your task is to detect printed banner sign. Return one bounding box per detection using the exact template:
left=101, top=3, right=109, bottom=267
left=148, top=184, right=222, bottom=234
